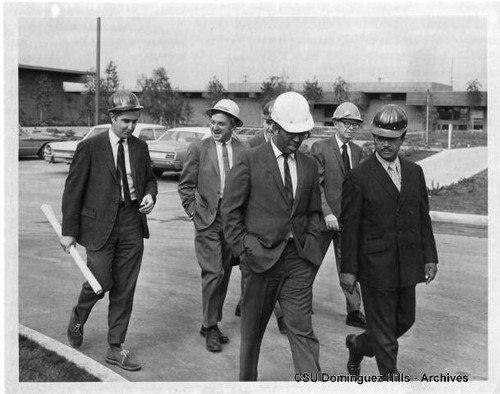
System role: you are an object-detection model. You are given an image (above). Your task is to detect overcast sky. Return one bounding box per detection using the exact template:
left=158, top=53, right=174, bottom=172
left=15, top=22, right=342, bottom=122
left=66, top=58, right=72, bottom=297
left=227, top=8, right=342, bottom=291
left=14, top=2, right=490, bottom=92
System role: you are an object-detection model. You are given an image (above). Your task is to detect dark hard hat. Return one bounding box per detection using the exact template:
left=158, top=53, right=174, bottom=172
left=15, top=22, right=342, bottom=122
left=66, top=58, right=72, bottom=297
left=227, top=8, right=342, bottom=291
left=262, top=99, right=275, bottom=121
left=371, top=104, right=408, bottom=138
left=107, top=91, right=144, bottom=112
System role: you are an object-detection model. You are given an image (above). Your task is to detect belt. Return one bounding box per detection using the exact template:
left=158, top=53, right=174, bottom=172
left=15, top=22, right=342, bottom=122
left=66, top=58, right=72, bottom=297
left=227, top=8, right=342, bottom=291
left=118, top=199, right=139, bottom=208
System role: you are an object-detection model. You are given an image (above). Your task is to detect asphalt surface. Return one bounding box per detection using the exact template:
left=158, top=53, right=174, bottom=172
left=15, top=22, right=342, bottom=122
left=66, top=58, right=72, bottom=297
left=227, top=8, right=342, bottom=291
left=16, top=158, right=489, bottom=385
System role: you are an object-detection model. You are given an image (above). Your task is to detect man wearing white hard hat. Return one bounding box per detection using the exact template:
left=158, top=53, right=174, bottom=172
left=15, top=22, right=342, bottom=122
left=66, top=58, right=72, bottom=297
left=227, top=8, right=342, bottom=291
left=222, top=91, right=322, bottom=380
left=340, top=104, right=438, bottom=379
left=310, top=102, right=367, bottom=329
left=178, top=99, right=247, bottom=353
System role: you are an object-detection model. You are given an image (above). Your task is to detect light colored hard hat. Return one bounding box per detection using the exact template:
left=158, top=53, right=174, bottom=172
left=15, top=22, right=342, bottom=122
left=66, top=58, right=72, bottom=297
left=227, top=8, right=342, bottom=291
left=332, top=102, right=363, bottom=122
left=271, top=92, right=314, bottom=133
left=371, top=104, right=408, bottom=138
left=206, top=99, right=243, bottom=127
left=107, top=90, right=144, bottom=112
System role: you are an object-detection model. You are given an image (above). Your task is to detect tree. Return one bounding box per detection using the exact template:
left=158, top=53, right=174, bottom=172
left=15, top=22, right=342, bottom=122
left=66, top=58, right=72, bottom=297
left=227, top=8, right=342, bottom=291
left=260, top=75, right=292, bottom=104
left=302, top=77, right=323, bottom=105
left=332, top=76, right=351, bottom=104
left=183, top=94, right=195, bottom=125
left=466, top=79, right=483, bottom=129
left=207, top=76, right=226, bottom=105
left=138, top=67, right=184, bottom=127
left=79, top=60, right=121, bottom=125
left=35, top=72, right=54, bottom=125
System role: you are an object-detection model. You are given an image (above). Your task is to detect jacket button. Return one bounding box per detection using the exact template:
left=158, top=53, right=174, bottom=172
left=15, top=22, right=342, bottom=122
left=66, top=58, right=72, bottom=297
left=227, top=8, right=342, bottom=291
left=111, top=218, right=115, bottom=223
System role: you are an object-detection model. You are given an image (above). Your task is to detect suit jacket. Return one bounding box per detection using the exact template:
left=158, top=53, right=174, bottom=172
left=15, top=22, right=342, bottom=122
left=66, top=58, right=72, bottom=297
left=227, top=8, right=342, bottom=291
left=311, top=137, right=362, bottom=231
left=62, top=131, right=158, bottom=251
left=340, top=154, right=438, bottom=289
left=221, top=141, right=323, bottom=273
left=178, top=136, right=247, bottom=231
left=247, top=132, right=267, bottom=148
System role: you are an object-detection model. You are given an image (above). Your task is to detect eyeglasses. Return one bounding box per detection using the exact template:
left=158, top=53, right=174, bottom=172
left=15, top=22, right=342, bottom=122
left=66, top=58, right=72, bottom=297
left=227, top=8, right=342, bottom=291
left=283, top=130, right=310, bottom=140
left=341, top=121, right=361, bottom=130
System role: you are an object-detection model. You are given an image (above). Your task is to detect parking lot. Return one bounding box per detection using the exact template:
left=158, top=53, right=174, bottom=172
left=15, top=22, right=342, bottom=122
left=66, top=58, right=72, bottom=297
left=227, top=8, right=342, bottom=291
left=16, top=157, right=488, bottom=383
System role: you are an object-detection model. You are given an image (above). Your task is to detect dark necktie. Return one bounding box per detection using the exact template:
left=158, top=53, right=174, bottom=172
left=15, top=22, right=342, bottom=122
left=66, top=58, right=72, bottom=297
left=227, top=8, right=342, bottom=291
left=117, top=139, right=131, bottom=205
left=222, top=142, right=230, bottom=179
left=341, top=143, right=350, bottom=171
left=283, top=154, right=294, bottom=208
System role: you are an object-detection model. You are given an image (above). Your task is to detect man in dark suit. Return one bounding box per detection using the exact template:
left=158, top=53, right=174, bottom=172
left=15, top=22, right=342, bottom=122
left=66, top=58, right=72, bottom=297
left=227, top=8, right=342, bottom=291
left=310, top=102, right=366, bottom=329
left=247, top=99, right=275, bottom=148
left=178, top=99, right=246, bottom=353
left=340, top=104, right=438, bottom=380
left=61, top=91, right=157, bottom=371
left=222, top=92, right=323, bottom=381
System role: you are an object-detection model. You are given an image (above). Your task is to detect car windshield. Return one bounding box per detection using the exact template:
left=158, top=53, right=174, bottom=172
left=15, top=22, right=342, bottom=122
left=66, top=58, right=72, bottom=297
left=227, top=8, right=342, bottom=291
left=158, top=130, right=177, bottom=141
left=86, top=127, right=109, bottom=139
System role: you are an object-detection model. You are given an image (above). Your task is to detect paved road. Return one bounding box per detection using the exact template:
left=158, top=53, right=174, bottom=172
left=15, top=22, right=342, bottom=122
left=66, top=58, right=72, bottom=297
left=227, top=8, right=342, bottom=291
left=16, top=158, right=488, bottom=383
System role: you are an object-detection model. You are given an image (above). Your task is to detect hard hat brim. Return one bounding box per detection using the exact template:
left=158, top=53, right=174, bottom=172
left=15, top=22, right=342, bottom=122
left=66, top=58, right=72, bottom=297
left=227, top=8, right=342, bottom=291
left=271, top=113, right=314, bottom=133
left=206, top=108, right=243, bottom=127
left=371, top=127, right=406, bottom=138
left=108, top=104, right=144, bottom=112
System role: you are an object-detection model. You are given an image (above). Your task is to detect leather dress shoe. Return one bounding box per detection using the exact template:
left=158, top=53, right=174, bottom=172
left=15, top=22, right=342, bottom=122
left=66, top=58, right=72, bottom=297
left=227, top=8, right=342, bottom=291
left=67, top=306, right=84, bottom=349
left=346, top=334, right=363, bottom=376
left=346, top=311, right=367, bottom=329
left=205, top=327, right=222, bottom=352
left=200, top=325, right=229, bottom=344
left=277, top=317, right=287, bottom=335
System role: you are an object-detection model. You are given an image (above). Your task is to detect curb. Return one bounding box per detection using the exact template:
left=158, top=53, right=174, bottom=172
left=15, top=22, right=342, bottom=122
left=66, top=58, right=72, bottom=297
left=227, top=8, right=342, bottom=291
left=430, top=211, right=487, bottom=226
left=19, top=324, right=128, bottom=382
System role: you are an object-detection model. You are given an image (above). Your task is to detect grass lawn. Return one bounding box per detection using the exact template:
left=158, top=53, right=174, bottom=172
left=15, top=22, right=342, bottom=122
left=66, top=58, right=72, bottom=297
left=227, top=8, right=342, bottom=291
left=19, top=335, right=100, bottom=382
left=427, top=169, right=487, bottom=215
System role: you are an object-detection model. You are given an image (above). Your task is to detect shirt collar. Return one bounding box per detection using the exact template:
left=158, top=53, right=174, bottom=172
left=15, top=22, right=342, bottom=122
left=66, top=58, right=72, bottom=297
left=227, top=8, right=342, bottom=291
left=335, top=133, right=350, bottom=150
left=108, top=129, right=127, bottom=145
left=270, top=138, right=295, bottom=160
left=215, top=137, right=233, bottom=147
left=375, top=152, right=400, bottom=170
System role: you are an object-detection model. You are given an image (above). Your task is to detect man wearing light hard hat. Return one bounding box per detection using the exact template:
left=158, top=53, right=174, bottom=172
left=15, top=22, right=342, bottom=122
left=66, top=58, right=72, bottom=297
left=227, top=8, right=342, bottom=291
left=222, top=91, right=322, bottom=380
left=178, top=98, right=247, bottom=353
left=62, top=91, right=157, bottom=371
left=311, top=102, right=367, bottom=330
left=339, top=104, right=438, bottom=379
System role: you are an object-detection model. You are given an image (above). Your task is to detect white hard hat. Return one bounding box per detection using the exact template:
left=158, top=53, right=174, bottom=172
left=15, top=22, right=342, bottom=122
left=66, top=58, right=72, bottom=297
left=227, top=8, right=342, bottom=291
left=332, top=102, right=363, bottom=122
left=271, top=92, right=314, bottom=133
left=206, top=99, right=243, bottom=127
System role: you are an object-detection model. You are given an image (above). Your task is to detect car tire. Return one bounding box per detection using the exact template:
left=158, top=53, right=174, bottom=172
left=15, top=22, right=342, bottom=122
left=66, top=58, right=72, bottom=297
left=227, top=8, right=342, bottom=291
left=39, top=143, right=49, bottom=160
left=153, top=169, right=163, bottom=178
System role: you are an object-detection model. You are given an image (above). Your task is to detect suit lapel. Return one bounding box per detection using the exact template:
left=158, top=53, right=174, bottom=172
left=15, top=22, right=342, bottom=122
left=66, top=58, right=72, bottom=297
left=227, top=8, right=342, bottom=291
left=369, top=155, right=399, bottom=201
left=292, top=151, right=306, bottom=213
left=397, top=158, right=410, bottom=209
left=331, top=138, right=347, bottom=174
left=101, top=133, right=119, bottom=185
left=264, top=142, right=289, bottom=205
left=206, top=138, right=221, bottom=179
left=350, top=142, right=362, bottom=166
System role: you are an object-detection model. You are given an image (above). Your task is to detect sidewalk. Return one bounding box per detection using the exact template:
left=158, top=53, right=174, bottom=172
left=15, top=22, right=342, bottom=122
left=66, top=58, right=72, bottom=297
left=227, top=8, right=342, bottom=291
left=418, top=146, right=487, bottom=189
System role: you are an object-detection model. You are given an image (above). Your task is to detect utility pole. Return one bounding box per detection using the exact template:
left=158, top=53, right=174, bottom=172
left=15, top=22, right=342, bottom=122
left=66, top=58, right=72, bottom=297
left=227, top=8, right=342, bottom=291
left=95, top=17, right=101, bottom=125
left=425, top=89, right=430, bottom=146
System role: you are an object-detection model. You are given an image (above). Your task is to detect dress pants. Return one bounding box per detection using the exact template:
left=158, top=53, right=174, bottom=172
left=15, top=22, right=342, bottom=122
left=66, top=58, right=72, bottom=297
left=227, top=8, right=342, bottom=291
left=355, top=284, right=416, bottom=378
left=76, top=202, right=144, bottom=345
left=318, top=231, right=362, bottom=313
left=194, top=210, right=233, bottom=328
left=239, top=240, right=320, bottom=381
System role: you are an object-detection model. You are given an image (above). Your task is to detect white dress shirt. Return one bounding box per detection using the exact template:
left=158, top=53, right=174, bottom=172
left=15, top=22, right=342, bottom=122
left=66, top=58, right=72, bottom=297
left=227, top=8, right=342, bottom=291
left=215, top=138, right=234, bottom=195
left=109, top=130, right=137, bottom=201
left=375, top=152, right=401, bottom=191
left=270, top=138, right=297, bottom=198
left=335, top=134, right=352, bottom=169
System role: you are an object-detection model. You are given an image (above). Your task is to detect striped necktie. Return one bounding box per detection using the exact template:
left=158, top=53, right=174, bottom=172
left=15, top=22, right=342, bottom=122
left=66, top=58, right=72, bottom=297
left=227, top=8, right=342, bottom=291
left=283, top=154, right=294, bottom=208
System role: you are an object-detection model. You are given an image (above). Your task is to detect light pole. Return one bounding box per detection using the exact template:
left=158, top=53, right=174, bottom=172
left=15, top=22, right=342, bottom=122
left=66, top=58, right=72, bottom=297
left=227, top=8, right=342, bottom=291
left=95, top=17, right=101, bottom=126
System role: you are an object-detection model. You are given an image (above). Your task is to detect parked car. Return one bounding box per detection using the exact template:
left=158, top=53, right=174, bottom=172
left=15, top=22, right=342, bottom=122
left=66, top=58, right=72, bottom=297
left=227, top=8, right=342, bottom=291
left=148, top=127, right=212, bottom=177
left=233, top=127, right=263, bottom=142
left=43, top=123, right=168, bottom=165
left=19, top=127, right=66, bottom=159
